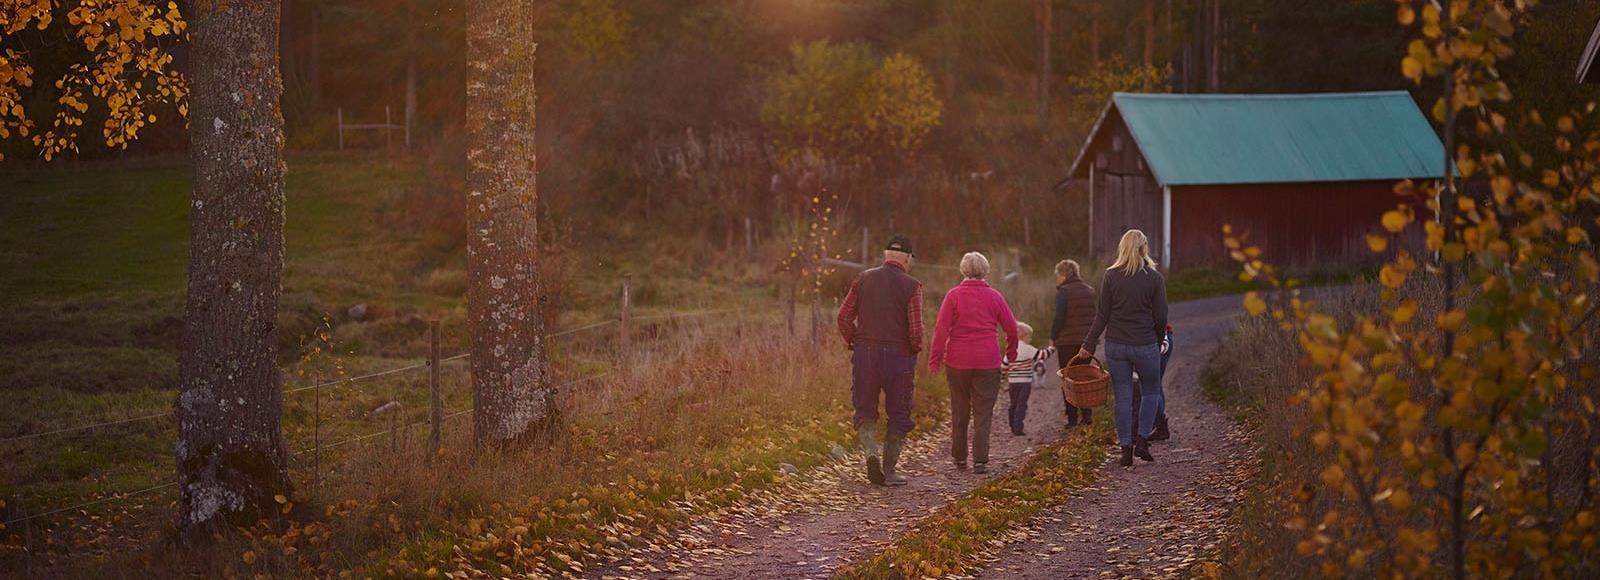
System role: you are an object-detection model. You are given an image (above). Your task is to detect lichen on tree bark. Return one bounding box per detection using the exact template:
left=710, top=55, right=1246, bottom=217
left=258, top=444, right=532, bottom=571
left=175, top=0, right=291, bottom=542
left=466, top=0, right=554, bottom=448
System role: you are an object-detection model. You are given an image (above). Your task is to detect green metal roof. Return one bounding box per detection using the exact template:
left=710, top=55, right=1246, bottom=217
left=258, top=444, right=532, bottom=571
left=1067, top=91, right=1447, bottom=186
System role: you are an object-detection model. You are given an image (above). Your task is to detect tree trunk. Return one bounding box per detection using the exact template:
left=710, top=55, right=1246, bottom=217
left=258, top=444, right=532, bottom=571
left=1036, top=0, right=1051, bottom=134
left=1143, top=0, right=1155, bottom=68
left=176, top=0, right=291, bottom=543
left=309, top=4, right=321, bottom=114
left=1208, top=0, right=1220, bottom=92
left=466, top=0, right=554, bottom=448
left=942, top=1, right=959, bottom=102
left=1090, top=16, right=1101, bottom=66
left=404, top=0, right=417, bottom=148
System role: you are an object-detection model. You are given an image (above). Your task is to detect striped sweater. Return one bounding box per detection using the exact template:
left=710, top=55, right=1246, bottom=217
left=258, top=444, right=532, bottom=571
left=1004, top=342, right=1056, bottom=384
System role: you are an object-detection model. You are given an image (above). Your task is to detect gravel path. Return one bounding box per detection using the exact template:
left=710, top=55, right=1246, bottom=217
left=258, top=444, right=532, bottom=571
left=601, top=293, right=1258, bottom=580
left=603, top=351, right=1074, bottom=579
left=976, top=294, right=1256, bottom=579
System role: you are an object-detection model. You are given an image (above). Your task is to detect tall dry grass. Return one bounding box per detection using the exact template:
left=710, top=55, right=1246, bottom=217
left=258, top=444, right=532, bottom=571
left=146, top=312, right=954, bottom=577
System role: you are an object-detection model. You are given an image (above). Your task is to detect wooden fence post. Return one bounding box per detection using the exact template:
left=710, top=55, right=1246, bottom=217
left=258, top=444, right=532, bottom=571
left=744, top=217, right=754, bottom=257
left=620, top=274, right=632, bottom=358
left=313, top=370, right=322, bottom=491
left=429, top=319, right=441, bottom=454
left=384, top=106, right=393, bottom=149
left=861, top=227, right=869, bottom=265
left=336, top=108, right=344, bottom=151
left=811, top=297, right=820, bottom=345
left=787, top=278, right=797, bottom=336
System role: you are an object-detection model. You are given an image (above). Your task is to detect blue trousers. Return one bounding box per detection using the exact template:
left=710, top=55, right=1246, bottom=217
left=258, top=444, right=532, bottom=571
left=851, top=345, right=917, bottom=438
left=1130, top=333, right=1173, bottom=430
left=1007, top=381, right=1031, bottom=434
left=1105, top=341, right=1164, bottom=448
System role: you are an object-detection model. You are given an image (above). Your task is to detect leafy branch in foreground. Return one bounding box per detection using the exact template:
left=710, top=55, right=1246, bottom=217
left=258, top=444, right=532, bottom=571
left=1223, top=1, right=1599, bottom=576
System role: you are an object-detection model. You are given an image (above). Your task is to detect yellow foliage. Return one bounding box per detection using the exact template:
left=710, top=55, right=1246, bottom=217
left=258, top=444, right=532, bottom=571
left=1, top=0, right=187, bottom=161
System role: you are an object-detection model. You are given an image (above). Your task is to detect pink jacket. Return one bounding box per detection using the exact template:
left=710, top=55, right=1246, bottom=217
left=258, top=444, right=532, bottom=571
left=929, top=279, right=1019, bottom=372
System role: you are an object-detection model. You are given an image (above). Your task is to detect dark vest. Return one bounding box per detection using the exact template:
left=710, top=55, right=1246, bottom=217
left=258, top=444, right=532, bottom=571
left=854, top=263, right=922, bottom=353
left=1054, top=277, right=1097, bottom=349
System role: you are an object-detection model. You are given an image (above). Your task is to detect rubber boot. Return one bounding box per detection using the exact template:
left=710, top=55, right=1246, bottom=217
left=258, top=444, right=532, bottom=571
left=859, top=427, right=884, bottom=485
left=882, top=434, right=908, bottom=487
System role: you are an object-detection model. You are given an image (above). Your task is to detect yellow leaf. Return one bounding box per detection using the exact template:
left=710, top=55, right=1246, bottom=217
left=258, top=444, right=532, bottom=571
left=1568, top=227, right=1588, bottom=245
left=1380, top=264, right=1408, bottom=289
left=1243, top=292, right=1267, bottom=317
left=274, top=494, right=288, bottom=504
left=1366, top=233, right=1389, bottom=253
left=1381, top=210, right=1408, bottom=233
left=242, top=551, right=258, bottom=565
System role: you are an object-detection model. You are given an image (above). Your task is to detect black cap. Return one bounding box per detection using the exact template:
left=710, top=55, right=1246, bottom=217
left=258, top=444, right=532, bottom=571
left=885, top=235, right=914, bottom=256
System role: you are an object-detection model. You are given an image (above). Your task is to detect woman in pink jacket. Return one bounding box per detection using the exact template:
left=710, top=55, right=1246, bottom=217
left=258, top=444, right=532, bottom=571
left=928, top=251, right=1019, bottom=474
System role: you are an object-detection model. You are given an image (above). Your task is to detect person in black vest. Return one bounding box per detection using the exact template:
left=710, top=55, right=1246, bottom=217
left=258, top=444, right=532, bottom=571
left=1051, top=259, right=1096, bottom=427
left=837, top=235, right=924, bottom=486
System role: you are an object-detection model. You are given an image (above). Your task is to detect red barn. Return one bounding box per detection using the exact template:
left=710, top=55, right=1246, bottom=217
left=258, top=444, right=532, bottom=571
left=1065, top=91, right=1445, bottom=270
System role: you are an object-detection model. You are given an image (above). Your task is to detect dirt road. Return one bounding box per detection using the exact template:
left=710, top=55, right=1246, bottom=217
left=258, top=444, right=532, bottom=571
left=604, top=293, right=1255, bottom=579
left=975, top=293, right=1255, bottom=579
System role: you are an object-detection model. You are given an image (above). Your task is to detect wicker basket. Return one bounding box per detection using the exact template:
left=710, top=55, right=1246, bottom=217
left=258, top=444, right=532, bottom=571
left=1059, top=356, right=1111, bottom=409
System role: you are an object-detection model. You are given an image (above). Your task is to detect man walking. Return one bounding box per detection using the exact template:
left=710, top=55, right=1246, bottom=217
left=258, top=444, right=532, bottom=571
left=837, top=235, right=924, bottom=486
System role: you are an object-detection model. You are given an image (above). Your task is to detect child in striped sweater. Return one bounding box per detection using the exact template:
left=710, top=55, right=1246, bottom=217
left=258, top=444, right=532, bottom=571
left=1004, top=322, right=1057, bottom=436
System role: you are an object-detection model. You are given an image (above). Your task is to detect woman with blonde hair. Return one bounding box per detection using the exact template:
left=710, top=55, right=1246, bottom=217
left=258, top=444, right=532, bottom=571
left=1077, top=230, right=1168, bottom=467
left=929, top=251, right=1020, bottom=474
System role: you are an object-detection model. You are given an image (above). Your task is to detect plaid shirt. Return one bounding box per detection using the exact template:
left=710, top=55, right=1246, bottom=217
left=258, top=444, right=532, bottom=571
left=837, top=261, right=924, bottom=353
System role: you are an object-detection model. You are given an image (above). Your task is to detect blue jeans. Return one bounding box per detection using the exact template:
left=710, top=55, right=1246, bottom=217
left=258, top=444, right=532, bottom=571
left=1105, top=341, right=1164, bottom=447
left=1130, top=332, right=1173, bottom=428
left=1007, top=381, right=1031, bottom=434
left=852, top=345, right=917, bottom=439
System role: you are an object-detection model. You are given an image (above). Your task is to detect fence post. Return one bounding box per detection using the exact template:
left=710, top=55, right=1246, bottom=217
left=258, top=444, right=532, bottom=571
left=620, top=274, right=632, bottom=358
left=313, top=370, right=322, bottom=491
left=429, top=319, right=442, bottom=454
left=861, top=227, right=869, bottom=265
left=336, top=108, right=344, bottom=151
left=810, top=297, right=820, bottom=345
left=744, top=217, right=754, bottom=257
left=384, top=106, right=393, bottom=150
left=787, top=278, right=796, bottom=336
left=21, top=499, right=32, bottom=577
left=1024, top=215, right=1032, bottom=247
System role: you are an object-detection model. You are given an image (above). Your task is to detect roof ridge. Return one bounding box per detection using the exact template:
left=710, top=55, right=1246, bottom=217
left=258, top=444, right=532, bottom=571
left=1112, top=90, right=1413, bottom=100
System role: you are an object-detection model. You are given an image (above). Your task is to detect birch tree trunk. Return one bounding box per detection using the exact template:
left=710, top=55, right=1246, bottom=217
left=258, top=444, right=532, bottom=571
left=466, top=0, right=554, bottom=448
left=1036, top=0, right=1051, bottom=133
left=176, top=0, right=291, bottom=542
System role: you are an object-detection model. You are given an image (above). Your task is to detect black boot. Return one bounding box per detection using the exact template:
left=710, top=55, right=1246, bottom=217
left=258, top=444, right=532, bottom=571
left=1081, top=409, right=1093, bottom=426
left=1120, top=446, right=1134, bottom=467
left=1134, top=436, right=1154, bottom=462
left=1148, top=415, right=1171, bottom=442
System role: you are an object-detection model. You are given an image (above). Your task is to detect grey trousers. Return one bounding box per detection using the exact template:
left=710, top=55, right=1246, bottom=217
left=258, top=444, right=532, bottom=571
left=947, top=368, right=1002, bottom=464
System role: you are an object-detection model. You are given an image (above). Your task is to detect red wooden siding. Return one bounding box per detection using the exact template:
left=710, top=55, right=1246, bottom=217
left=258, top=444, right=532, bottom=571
left=1169, top=180, right=1424, bottom=270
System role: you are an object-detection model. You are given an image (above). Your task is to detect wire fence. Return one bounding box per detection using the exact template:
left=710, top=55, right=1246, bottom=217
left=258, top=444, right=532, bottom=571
left=0, top=302, right=754, bottom=531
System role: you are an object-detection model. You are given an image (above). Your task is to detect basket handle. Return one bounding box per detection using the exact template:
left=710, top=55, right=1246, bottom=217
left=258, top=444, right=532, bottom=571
left=1068, top=355, right=1102, bottom=369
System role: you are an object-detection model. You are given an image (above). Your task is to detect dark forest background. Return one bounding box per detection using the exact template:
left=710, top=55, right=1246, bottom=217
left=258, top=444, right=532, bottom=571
left=4, top=0, right=1599, bottom=263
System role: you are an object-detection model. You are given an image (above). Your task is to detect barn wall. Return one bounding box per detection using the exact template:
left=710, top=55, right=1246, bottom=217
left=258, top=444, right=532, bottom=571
left=1088, top=118, right=1164, bottom=266
left=1170, top=180, right=1427, bottom=270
